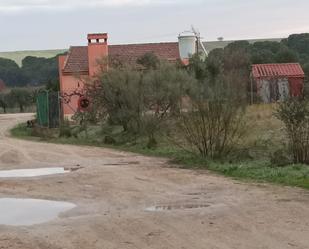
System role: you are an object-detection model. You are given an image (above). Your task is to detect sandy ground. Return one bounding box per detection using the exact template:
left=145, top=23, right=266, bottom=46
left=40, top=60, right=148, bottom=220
left=0, top=113, right=308, bottom=249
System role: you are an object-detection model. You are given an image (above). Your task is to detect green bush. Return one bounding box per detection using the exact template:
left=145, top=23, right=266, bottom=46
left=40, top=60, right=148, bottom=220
left=104, top=135, right=116, bottom=145
left=270, top=148, right=292, bottom=167
left=275, top=99, right=309, bottom=164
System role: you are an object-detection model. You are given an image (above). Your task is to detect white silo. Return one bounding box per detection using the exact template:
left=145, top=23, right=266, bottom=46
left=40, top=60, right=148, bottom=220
left=178, top=33, right=197, bottom=61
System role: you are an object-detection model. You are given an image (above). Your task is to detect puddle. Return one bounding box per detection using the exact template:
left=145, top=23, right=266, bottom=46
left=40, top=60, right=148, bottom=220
left=145, top=204, right=210, bottom=212
left=0, top=198, right=75, bottom=226
left=103, top=161, right=140, bottom=166
left=0, top=168, right=70, bottom=178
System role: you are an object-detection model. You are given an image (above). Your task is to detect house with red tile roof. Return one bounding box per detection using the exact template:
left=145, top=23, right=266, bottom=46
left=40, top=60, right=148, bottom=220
left=58, top=33, right=181, bottom=119
left=251, top=63, right=304, bottom=103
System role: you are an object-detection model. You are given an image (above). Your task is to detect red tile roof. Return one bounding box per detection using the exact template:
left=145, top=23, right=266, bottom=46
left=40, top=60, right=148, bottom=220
left=62, top=42, right=180, bottom=74
left=63, top=46, right=89, bottom=74
left=252, top=63, right=305, bottom=79
left=110, top=42, right=179, bottom=64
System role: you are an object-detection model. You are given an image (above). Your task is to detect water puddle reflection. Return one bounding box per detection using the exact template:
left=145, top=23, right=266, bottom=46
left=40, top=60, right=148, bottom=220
left=0, top=198, right=75, bottom=226
left=0, top=168, right=70, bottom=178
left=146, top=204, right=210, bottom=212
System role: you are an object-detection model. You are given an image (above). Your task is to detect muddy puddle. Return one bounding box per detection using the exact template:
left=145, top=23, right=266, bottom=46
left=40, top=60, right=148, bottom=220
left=0, top=198, right=75, bottom=226
left=146, top=204, right=210, bottom=212
left=0, top=167, right=70, bottom=178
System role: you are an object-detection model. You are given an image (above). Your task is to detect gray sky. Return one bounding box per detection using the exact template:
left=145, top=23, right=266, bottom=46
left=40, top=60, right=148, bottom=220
left=0, top=0, right=308, bottom=51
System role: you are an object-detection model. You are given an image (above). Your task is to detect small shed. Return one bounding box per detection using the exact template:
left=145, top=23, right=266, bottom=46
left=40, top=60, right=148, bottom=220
left=251, top=63, right=305, bottom=103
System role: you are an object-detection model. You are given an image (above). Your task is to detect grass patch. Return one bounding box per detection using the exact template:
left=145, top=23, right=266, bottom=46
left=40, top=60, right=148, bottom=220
left=11, top=123, right=33, bottom=138
left=207, top=161, right=309, bottom=189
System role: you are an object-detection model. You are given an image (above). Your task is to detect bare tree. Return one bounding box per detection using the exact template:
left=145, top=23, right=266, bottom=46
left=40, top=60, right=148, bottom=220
left=176, top=73, right=246, bottom=158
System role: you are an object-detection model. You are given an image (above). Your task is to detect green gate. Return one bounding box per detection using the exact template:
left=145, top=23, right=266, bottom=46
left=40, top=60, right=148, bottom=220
left=36, top=90, right=60, bottom=128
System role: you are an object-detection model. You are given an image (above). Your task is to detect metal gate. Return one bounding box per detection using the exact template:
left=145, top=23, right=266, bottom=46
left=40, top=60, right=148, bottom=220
left=36, top=90, right=60, bottom=128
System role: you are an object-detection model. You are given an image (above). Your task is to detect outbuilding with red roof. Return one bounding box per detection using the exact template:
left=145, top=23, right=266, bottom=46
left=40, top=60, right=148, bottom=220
left=251, top=63, right=304, bottom=103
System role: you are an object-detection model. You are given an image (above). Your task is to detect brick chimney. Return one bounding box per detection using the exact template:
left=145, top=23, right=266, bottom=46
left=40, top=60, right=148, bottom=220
left=87, top=33, right=108, bottom=76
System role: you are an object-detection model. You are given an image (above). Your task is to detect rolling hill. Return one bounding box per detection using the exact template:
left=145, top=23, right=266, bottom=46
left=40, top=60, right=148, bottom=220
left=0, top=49, right=67, bottom=66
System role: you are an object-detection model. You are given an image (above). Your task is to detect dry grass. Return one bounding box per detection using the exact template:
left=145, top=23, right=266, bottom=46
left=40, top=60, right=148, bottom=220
left=243, top=104, right=286, bottom=158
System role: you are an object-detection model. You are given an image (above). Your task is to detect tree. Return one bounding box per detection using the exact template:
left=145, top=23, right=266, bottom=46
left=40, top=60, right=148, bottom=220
left=225, top=40, right=251, bottom=52
left=206, top=49, right=224, bottom=78
left=282, top=33, right=309, bottom=63
left=0, top=53, right=63, bottom=88
left=21, top=56, right=59, bottom=85
left=224, top=41, right=251, bottom=72
left=173, top=50, right=248, bottom=158
left=275, top=46, right=299, bottom=63
left=9, top=88, right=33, bottom=112
left=87, top=55, right=191, bottom=147
left=252, top=41, right=282, bottom=54
left=46, top=79, right=60, bottom=92
left=89, top=68, right=143, bottom=132
left=0, top=58, right=28, bottom=87
left=187, top=54, right=209, bottom=80
left=137, top=52, right=160, bottom=70
left=223, top=42, right=251, bottom=102
left=251, top=49, right=276, bottom=64
left=0, top=93, right=8, bottom=113
left=141, top=62, right=190, bottom=147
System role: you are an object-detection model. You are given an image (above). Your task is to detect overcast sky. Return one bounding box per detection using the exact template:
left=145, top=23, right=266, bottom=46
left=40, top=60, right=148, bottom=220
left=0, top=0, right=308, bottom=51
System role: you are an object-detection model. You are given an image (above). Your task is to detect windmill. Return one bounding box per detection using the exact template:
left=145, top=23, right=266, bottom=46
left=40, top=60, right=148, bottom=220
left=178, top=26, right=208, bottom=63
left=191, top=25, right=208, bottom=58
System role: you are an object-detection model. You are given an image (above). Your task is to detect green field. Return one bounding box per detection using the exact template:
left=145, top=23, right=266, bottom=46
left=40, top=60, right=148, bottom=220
left=0, top=49, right=67, bottom=66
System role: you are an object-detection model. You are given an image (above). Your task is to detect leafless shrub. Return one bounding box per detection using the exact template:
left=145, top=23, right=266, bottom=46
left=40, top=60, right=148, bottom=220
left=176, top=74, right=246, bottom=159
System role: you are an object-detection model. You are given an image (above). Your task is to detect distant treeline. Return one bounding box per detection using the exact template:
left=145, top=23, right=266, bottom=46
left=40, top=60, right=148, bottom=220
left=0, top=87, right=37, bottom=113
left=207, top=33, right=309, bottom=79
left=0, top=33, right=309, bottom=88
left=0, top=53, right=64, bottom=88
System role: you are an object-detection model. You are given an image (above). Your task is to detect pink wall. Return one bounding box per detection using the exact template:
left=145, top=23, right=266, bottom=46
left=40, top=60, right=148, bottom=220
left=60, top=74, right=85, bottom=118
left=59, top=33, right=109, bottom=119
left=59, top=55, right=87, bottom=118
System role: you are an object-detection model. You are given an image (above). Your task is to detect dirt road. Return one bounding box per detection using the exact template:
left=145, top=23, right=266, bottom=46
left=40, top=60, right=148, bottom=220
left=0, top=113, right=308, bottom=249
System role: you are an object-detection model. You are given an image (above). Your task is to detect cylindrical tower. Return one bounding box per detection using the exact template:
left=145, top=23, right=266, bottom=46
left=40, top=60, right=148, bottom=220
left=178, top=33, right=197, bottom=62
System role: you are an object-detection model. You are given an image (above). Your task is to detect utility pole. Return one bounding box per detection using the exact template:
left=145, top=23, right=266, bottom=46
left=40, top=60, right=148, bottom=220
left=191, top=25, right=208, bottom=57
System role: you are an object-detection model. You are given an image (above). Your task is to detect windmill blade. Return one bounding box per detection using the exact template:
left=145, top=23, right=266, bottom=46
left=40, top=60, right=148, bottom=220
left=199, top=40, right=208, bottom=57
left=191, top=25, right=208, bottom=57
left=191, top=25, right=200, bottom=37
